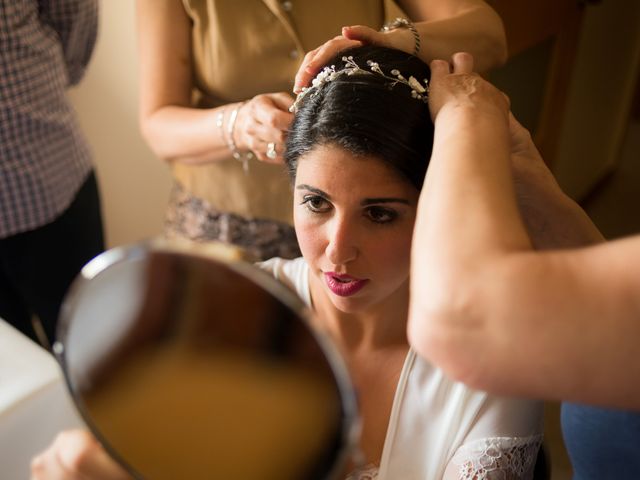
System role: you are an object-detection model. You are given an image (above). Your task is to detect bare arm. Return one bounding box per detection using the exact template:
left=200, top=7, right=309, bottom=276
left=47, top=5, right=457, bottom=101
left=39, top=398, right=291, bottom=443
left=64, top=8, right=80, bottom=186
left=398, top=0, right=507, bottom=72
left=136, top=0, right=293, bottom=165
left=294, top=0, right=506, bottom=92
left=136, top=0, right=227, bottom=164
left=408, top=54, right=640, bottom=409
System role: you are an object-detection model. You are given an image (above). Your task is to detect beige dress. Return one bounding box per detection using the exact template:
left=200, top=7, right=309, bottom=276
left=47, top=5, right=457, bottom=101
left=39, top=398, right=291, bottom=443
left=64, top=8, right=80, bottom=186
left=166, top=0, right=407, bottom=260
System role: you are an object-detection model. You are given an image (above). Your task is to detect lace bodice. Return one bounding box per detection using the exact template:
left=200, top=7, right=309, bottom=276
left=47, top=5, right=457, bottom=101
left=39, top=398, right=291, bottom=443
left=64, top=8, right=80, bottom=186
left=344, top=435, right=542, bottom=480
left=453, top=435, right=543, bottom=479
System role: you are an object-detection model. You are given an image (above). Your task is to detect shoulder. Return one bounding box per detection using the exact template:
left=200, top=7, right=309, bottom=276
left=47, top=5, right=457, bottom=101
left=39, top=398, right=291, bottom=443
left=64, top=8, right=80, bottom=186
left=256, top=257, right=311, bottom=306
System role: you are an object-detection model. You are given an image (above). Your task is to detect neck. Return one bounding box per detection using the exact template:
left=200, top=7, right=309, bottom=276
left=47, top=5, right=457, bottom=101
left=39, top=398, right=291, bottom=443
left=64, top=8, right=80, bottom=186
left=309, top=275, right=409, bottom=354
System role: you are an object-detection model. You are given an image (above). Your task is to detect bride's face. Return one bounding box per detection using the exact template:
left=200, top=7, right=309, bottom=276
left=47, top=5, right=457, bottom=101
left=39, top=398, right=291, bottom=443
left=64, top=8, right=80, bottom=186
left=293, top=144, right=419, bottom=313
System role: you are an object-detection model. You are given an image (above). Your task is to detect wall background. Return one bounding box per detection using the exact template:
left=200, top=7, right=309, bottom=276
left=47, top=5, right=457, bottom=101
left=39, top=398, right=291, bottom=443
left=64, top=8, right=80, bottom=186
left=68, top=0, right=172, bottom=248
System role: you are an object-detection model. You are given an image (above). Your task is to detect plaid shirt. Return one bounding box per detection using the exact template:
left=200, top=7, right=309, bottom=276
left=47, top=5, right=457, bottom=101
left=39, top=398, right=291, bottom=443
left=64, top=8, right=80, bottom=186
left=0, top=0, right=98, bottom=238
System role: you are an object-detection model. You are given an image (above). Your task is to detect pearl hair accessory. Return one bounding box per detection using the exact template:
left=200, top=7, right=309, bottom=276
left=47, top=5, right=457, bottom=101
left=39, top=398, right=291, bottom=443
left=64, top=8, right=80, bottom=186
left=290, top=55, right=429, bottom=113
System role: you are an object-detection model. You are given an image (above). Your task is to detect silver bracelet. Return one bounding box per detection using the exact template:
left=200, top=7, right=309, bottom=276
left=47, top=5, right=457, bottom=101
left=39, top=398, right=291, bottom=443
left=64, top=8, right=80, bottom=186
left=381, top=17, right=421, bottom=57
left=215, top=106, right=226, bottom=142
left=225, top=102, right=252, bottom=173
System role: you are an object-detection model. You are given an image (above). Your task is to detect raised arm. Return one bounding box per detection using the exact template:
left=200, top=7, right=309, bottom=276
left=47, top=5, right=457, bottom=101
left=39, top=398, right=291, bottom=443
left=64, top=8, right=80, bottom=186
left=398, top=0, right=507, bottom=72
left=294, top=0, right=506, bottom=92
left=408, top=53, right=640, bottom=409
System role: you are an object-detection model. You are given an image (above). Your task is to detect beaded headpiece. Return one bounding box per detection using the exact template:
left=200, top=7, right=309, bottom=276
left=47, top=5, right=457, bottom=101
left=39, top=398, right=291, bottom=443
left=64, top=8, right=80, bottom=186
left=290, top=55, right=429, bottom=113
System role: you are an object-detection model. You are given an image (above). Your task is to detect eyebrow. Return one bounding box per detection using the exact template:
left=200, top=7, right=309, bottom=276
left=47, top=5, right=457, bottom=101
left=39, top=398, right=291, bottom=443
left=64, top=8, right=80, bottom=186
left=296, top=184, right=410, bottom=206
left=361, top=197, right=410, bottom=206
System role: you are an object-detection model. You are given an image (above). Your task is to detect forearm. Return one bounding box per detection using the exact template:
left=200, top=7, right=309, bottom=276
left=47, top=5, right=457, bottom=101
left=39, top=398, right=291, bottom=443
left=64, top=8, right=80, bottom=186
left=416, top=8, right=507, bottom=71
left=416, top=105, right=529, bottom=270
left=410, top=58, right=640, bottom=408
left=140, top=104, right=239, bottom=165
left=399, top=0, right=507, bottom=71
left=408, top=106, right=531, bottom=386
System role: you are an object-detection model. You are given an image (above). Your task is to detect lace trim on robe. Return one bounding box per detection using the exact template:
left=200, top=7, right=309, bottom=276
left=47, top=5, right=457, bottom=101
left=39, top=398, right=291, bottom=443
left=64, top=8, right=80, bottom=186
left=453, top=435, right=543, bottom=480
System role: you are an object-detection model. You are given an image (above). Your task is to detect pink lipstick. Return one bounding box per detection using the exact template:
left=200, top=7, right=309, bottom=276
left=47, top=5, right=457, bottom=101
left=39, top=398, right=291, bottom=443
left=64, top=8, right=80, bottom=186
left=324, top=272, right=369, bottom=297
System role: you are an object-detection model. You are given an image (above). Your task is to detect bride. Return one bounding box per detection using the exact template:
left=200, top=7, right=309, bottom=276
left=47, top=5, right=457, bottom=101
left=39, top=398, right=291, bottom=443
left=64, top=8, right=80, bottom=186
left=32, top=46, right=543, bottom=480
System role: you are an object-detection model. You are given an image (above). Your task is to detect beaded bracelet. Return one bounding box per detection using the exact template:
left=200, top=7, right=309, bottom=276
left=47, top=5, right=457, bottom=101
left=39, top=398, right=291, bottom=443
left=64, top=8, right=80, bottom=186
left=381, top=17, right=421, bottom=57
left=225, top=102, right=253, bottom=173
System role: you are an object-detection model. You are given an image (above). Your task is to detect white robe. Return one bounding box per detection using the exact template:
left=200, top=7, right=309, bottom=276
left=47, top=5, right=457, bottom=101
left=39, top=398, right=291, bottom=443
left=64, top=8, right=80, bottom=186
left=259, top=257, right=543, bottom=480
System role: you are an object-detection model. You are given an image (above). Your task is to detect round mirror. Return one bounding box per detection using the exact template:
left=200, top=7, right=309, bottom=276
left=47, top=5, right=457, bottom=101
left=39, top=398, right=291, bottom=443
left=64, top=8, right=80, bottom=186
left=54, top=241, right=359, bottom=480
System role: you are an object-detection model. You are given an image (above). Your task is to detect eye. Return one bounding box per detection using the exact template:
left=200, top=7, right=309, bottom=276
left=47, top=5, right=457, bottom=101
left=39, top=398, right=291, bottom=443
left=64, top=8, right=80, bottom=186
left=301, top=194, right=331, bottom=213
left=365, top=206, right=398, bottom=224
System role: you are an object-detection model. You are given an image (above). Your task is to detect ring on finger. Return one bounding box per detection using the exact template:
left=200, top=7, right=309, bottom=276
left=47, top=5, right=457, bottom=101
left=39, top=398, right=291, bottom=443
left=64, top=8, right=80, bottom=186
left=266, top=142, right=277, bottom=159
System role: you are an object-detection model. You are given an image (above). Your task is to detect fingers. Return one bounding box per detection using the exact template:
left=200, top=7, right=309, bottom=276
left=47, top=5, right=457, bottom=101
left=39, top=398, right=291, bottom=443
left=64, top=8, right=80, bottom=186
left=428, top=52, right=511, bottom=123
left=236, top=94, right=294, bottom=164
left=31, top=448, right=69, bottom=480
left=56, top=431, right=130, bottom=479
left=268, top=92, right=295, bottom=112
left=429, top=59, right=451, bottom=82
left=430, top=52, right=474, bottom=80
left=31, top=430, right=130, bottom=480
left=451, top=52, right=474, bottom=74
left=252, top=94, right=293, bottom=131
left=341, top=25, right=380, bottom=44
left=293, top=35, right=362, bottom=93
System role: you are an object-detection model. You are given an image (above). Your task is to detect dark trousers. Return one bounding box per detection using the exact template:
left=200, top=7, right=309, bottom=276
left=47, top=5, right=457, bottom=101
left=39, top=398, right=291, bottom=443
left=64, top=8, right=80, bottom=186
left=0, top=171, right=104, bottom=346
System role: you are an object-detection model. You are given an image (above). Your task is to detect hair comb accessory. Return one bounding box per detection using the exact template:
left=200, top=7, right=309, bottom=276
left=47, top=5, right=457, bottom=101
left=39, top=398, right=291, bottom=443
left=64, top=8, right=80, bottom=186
left=290, top=55, right=429, bottom=113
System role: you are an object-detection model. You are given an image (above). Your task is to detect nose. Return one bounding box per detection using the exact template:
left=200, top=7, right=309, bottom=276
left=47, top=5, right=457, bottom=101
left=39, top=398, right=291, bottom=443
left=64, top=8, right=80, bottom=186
left=325, top=215, right=358, bottom=266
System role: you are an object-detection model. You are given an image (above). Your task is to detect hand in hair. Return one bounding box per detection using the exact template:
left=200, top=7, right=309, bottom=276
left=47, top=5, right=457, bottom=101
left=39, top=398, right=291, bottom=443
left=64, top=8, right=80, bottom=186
left=427, top=52, right=509, bottom=123
left=293, top=25, right=416, bottom=94
left=31, top=429, right=130, bottom=480
left=234, top=92, right=294, bottom=164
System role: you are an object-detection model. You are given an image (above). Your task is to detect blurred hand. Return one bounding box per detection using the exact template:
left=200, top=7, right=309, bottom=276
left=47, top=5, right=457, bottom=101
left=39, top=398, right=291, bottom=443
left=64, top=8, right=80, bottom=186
left=234, top=92, right=294, bottom=164
left=293, top=24, right=416, bottom=93
left=428, top=52, right=509, bottom=122
left=31, top=430, right=130, bottom=480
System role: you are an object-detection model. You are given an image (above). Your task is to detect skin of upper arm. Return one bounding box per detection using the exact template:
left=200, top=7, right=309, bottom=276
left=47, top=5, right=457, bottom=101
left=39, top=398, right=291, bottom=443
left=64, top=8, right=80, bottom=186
left=136, top=0, right=193, bottom=129
left=410, top=239, right=640, bottom=408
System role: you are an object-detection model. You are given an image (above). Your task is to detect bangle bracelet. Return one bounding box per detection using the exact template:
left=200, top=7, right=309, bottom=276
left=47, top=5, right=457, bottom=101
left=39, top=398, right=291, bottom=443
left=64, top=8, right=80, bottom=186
left=226, top=102, right=253, bottom=173
left=215, top=106, right=226, bottom=141
left=381, top=17, right=420, bottom=56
